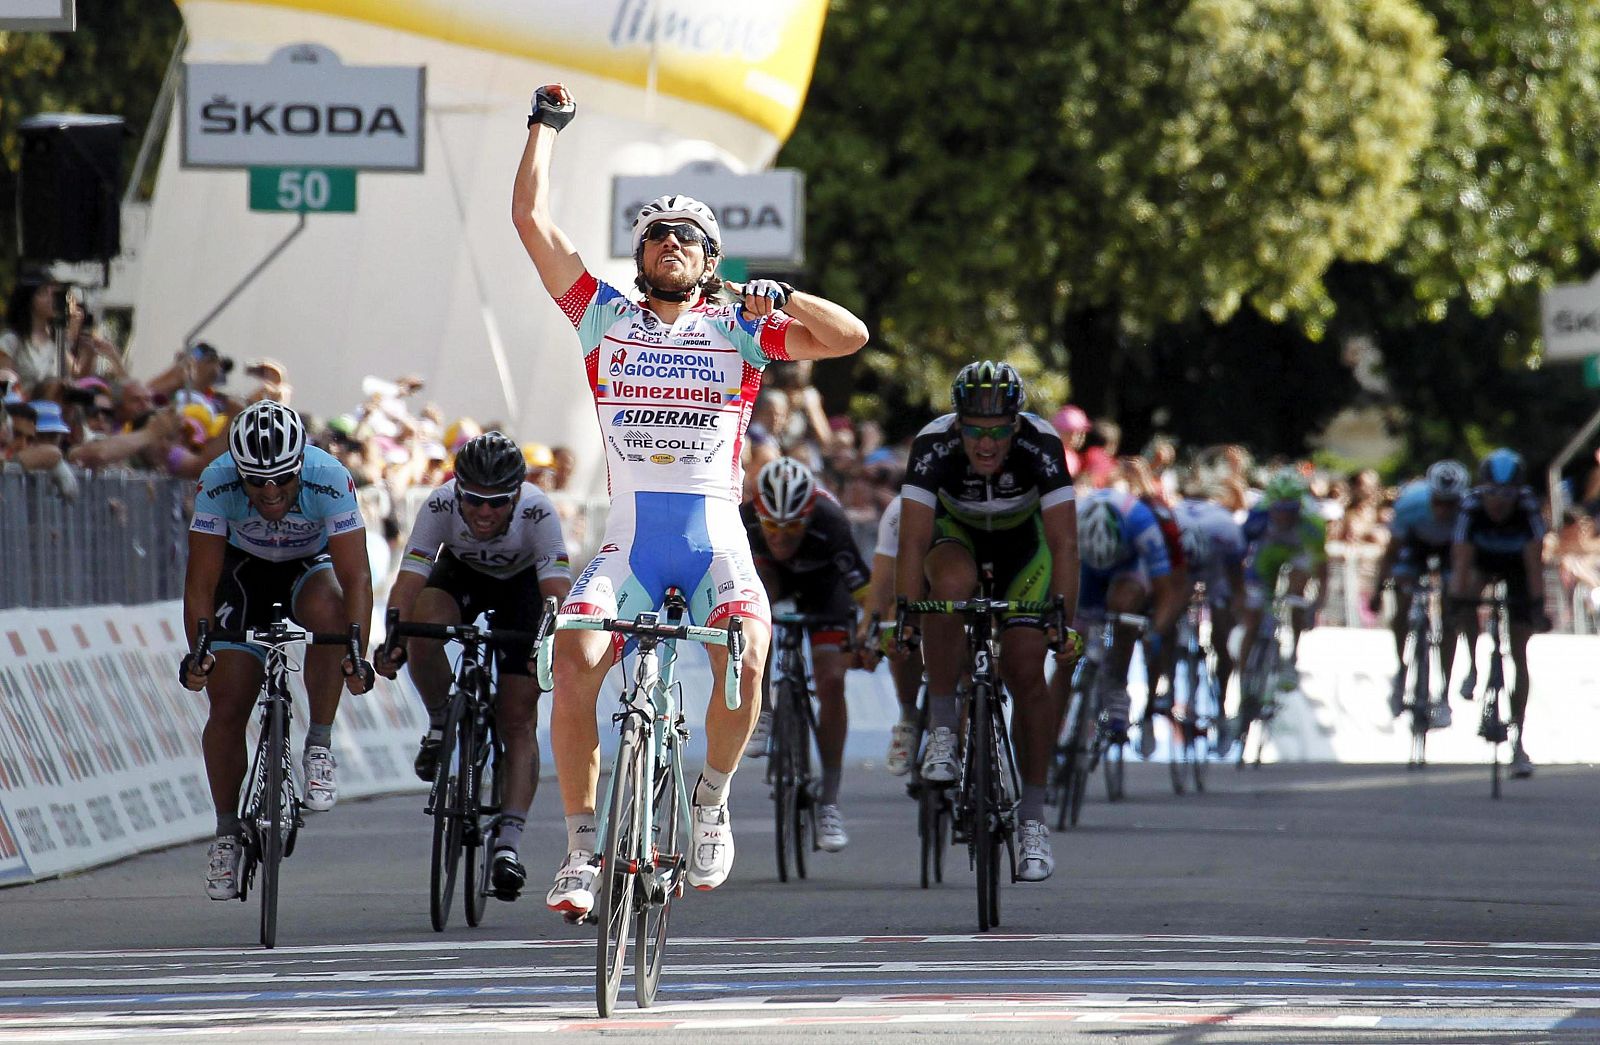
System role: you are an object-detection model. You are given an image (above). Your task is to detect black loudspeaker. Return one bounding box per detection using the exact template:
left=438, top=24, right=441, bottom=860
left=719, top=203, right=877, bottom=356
left=17, top=113, right=125, bottom=264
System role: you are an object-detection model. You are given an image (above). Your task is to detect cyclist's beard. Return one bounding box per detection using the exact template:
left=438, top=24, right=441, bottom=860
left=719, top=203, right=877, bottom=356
left=643, top=256, right=702, bottom=301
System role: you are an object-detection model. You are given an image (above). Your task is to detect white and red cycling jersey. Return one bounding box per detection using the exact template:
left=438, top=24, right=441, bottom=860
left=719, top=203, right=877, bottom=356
left=553, top=271, right=794, bottom=630
left=555, top=271, right=792, bottom=504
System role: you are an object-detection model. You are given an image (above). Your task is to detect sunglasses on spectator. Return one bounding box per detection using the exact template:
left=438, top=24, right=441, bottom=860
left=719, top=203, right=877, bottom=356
left=643, top=222, right=710, bottom=249
left=243, top=472, right=299, bottom=489
left=960, top=422, right=1016, bottom=441
left=456, top=485, right=517, bottom=508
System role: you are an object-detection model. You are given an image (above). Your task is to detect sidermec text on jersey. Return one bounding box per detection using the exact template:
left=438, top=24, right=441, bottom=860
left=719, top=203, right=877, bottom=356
left=609, top=408, right=722, bottom=428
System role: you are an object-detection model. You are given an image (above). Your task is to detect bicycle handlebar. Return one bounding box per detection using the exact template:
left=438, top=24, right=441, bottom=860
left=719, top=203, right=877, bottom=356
left=382, top=607, right=544, bottom=649
left=533, top=606, right=745, bottom=710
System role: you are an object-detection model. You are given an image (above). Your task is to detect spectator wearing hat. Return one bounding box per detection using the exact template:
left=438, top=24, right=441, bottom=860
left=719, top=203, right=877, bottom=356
left=1079, top=417, right=1122, bottom=489
left=245, top=359, right=292, bottom=405
left=4, top=398, right=77, bottom=498
left=150, top=342, right=238, bottom=414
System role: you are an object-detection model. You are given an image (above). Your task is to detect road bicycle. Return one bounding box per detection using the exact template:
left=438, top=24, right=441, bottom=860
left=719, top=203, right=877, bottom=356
left=1394, top=559, right=1447, bottom=768
left=1165, top=591, right=1222, bottom=794
left=764, top=610, right=854, bottom=883
left=898, top=593, right=1063, bottom=932
left=1464, top=584, right=1513, bottom=799
left=381, top=608, right=548, bottom=931
left=1055, top=613, right=1147, bottom=827
left=536, top=588, right=744, bottom=1016
left=195, top=607, right=362, bottom=949
left=1235, top=565, right=1312, bottom=768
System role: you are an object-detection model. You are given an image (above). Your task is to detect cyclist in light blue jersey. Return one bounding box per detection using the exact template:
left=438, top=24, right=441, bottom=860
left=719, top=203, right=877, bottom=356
left=1369, top=460, right=1470, bottom=723
left=179, top=401, right=374, bottom=901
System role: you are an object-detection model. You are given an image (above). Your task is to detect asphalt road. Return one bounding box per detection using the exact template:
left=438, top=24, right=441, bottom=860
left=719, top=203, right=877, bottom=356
left=2, top=756, right=1598, bottom=1042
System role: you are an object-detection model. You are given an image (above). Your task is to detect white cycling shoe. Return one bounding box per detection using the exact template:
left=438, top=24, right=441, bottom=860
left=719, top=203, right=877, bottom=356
left=1017, top=820, right=1054, bottom=882
left=205, top=836, right=242, bottom=900
left=816, top=804, right=849, bottom=852
left=919, top=726, right=959, bottom=784
left=302, top=746, right=338, bottom=812
left=885, top=721, right=918, bottom=776
left=688, top=804, right=735, bottom=889
left=743, top=711, right=772, bottom=759
left=1511, top=742, right=1535, bottom=779
left=545, top=850, right=598, bottom=916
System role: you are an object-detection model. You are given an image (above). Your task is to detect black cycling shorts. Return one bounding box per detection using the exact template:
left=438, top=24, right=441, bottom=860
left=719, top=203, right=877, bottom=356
left=931, top=513, right=1051, bottom=629
left=1472, top=552, right=1536, bottom=626
left=210, top=545, right=333, bottom=658
left=425, top=550, right=543, bottom=676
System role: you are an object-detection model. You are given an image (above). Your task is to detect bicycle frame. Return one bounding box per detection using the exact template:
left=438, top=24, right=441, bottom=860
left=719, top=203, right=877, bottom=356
left=1475, top=583, right=1511, bottom=799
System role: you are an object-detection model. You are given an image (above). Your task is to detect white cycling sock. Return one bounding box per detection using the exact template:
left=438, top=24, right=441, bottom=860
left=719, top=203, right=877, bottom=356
left=694, top=765, right=734, bottom=806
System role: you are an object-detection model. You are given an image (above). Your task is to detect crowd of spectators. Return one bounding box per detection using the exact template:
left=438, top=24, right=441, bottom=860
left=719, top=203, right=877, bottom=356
left=6, top=271, right=1600, bottom=629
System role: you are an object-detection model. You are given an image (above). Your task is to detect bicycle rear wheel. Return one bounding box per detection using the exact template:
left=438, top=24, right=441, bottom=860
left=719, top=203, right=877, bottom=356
left=258, top=697, right=287, bottom=949
left=428, top=699, right=465, bottom=932
left=1169, top=717, right=1187, bottom=795
left=597, top=720, right=644, bottom=1017
left=636, top=749, right=681, bottom=1008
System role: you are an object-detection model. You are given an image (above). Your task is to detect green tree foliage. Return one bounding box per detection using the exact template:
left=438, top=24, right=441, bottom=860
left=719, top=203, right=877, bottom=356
left=1399, top=0, right=1600, bottom=319
left=785, top=0, right=1442, bottom=427
left=0, top=1, right=182, bottom=290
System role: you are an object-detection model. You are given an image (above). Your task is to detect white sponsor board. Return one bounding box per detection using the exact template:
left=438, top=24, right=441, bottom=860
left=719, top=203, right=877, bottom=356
left=0, top=0, right=72, bottom=30
left=1541, top=272, right=1600, bottom=362
left=612, top=167, right=804, bottom=264
left=182, top=43, right=424, bottom=171
left=0, top=602, right=428, bottom=885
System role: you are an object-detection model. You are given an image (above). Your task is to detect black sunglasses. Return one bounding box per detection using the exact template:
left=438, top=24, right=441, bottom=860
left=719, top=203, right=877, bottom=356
left=243, top=471, right=298, bottom=489
left=457, top=485, right=517, bottom=508
left=643, top=221, right=710, bottom=249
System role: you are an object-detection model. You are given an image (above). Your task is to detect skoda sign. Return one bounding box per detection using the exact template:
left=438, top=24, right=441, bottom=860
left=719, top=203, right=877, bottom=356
left=182, top=43, right=424, bottom=171
left=1541, top=272, right=1600, bottom=363
left=613, top=165, right=803, bottom=265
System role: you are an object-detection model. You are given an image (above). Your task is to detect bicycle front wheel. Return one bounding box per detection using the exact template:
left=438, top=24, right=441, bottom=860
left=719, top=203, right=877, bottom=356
left=597, top=719, right=644, bottom=1017
left=971, top=682, right=1000, bottom=932
left=772, top=690, right=797, bottom=883
left=636, top=748, right=681, bottom=1008
left=464, top=729, right=500, bottom=928
left=258, top=697, right=287, bottom=949
left=428, top=700, right=465, bottom=932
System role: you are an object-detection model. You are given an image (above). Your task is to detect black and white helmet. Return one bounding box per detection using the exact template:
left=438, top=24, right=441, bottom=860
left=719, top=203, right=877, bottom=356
left=756, top=457, right=817, bottom=525
left=228, top=400, right=305, bottom=482
left=631, top=194, right=722, bottom=258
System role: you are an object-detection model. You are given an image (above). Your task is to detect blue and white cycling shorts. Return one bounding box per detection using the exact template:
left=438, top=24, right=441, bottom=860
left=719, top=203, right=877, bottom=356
left=564, top=492, right=771, bottom=644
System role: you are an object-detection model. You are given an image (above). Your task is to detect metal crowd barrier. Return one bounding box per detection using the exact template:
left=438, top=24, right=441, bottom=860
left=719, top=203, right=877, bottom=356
left=0, top=468, right=190, bottom=610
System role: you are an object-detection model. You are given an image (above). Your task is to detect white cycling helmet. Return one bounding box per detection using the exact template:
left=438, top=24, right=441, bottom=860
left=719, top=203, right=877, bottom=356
left=229, top=400, right=305, bottom=482
left=631, top=194, right=722, bottom=258
left=1425, top=459, right=1470, bottom=501
left=756, top=457, right=817, bottom=525
left=1078, top=497, right=1124, bottom=571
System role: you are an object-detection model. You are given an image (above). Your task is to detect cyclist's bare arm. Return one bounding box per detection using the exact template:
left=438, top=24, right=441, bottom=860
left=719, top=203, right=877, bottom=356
left=183, top=529, right=228, bottom=648
left=328, top=529, right=373, bottom=657
left=895, top=497, right=937, bottom=604
left=540, top=575, right=573, bottom=605
left=1041, top=500, right=1080, bottom=620
left=759, top=291, right=869, bottom=361
left=511, top=117, right=585, bottom=299
left=1522, top=538, right=1545, bottom=607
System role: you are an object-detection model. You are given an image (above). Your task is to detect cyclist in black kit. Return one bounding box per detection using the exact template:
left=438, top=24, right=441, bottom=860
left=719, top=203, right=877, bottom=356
left=1448, top=448, right=1549, bottom=778
left=741, top=457, right=873, bottom=851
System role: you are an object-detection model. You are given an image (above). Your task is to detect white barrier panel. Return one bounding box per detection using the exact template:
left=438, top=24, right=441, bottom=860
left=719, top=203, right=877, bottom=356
left=1248, top=627, right=1600, bottom=764
left=0, top=602, right=429, bottom=886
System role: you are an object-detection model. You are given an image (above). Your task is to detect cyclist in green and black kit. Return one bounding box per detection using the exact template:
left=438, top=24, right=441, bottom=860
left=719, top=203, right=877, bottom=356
left=896, top=362, right=1079, bottom=882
